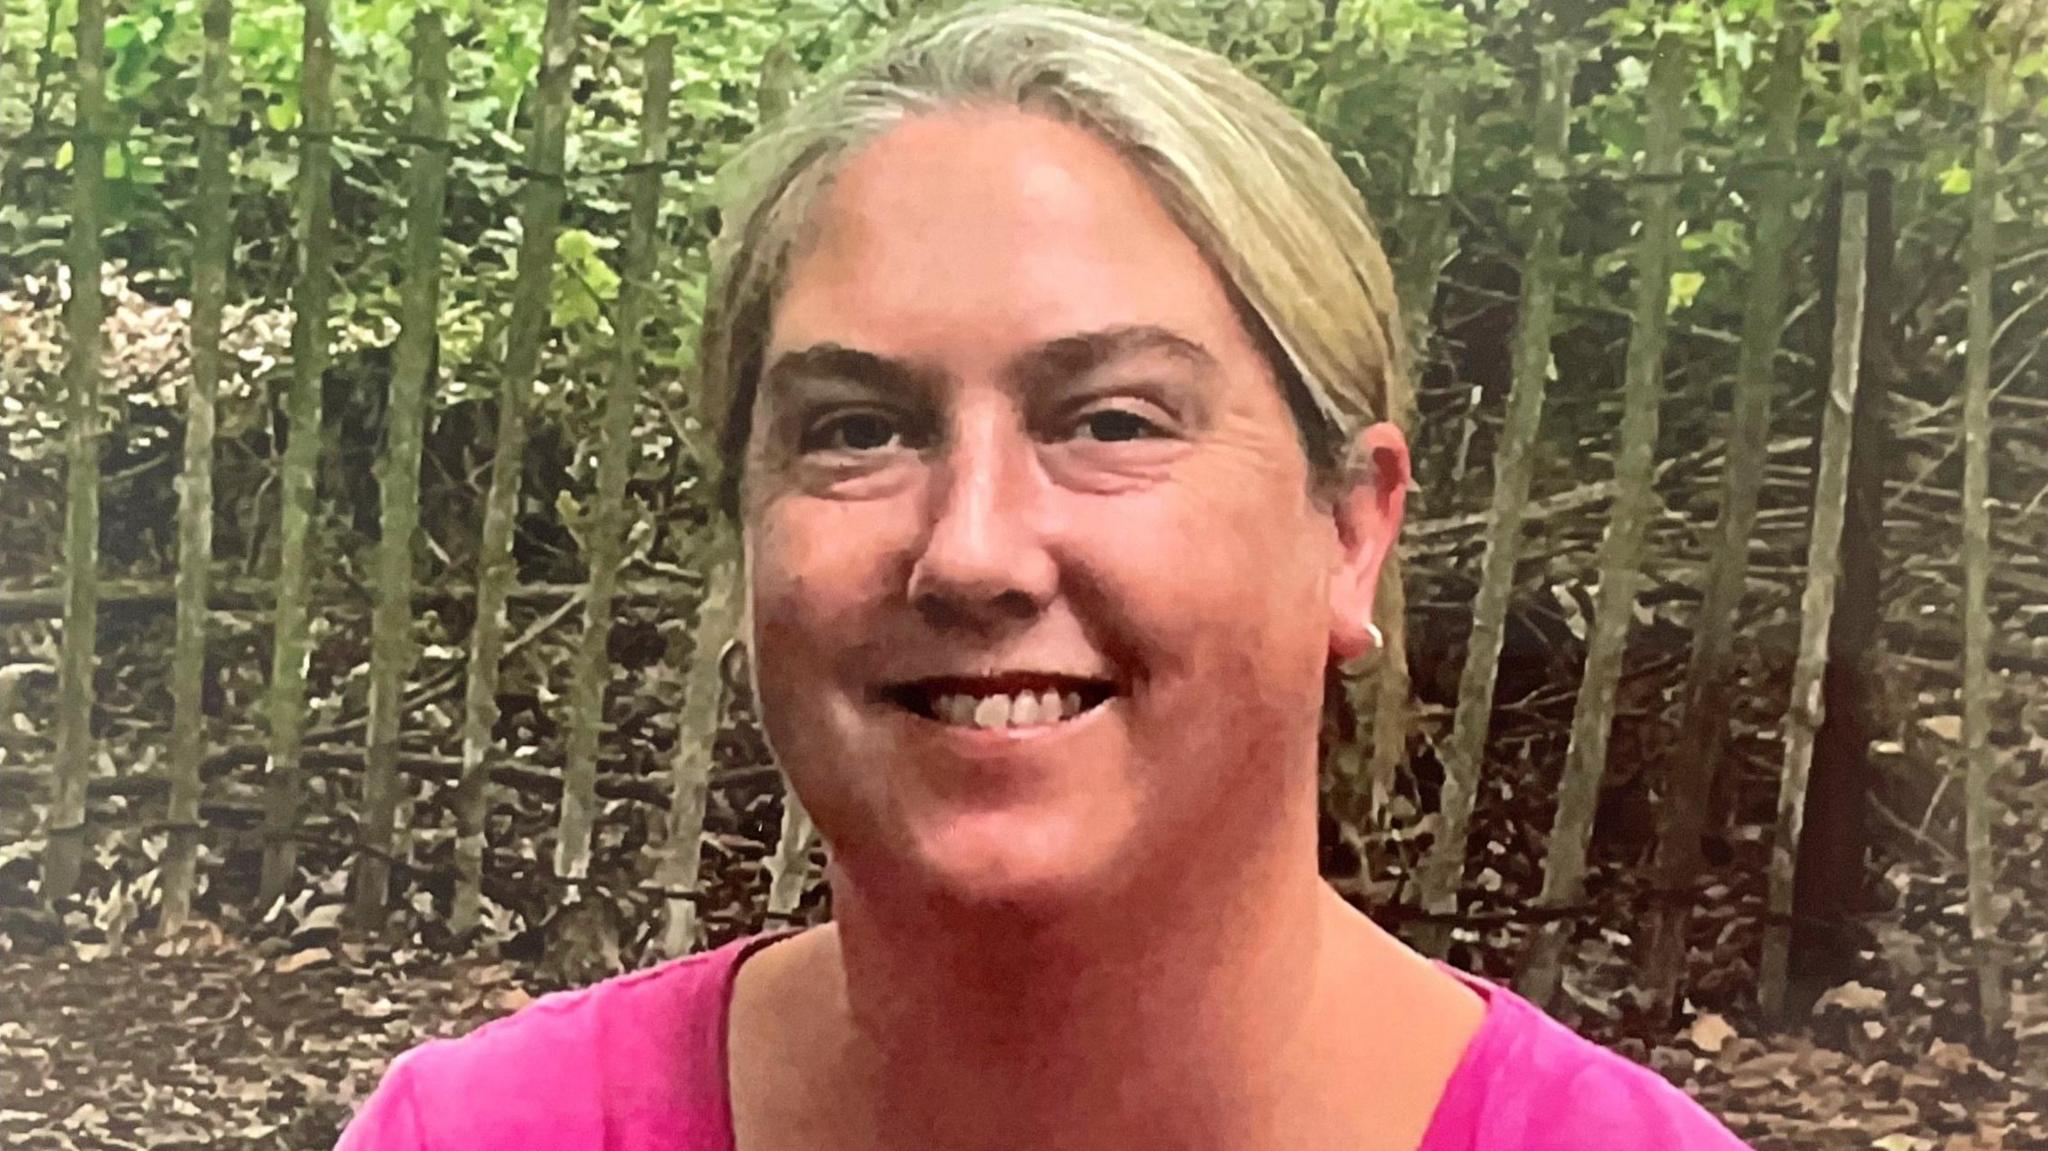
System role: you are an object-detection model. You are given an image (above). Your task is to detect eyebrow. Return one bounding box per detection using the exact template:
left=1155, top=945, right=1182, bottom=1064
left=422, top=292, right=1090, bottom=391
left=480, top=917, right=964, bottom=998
left=759, top=324, right=1219, bottom=405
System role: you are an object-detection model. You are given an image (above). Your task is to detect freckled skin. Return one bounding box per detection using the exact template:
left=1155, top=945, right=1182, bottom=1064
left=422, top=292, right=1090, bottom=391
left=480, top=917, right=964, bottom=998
left=743, top=107, right=1395, bottom=919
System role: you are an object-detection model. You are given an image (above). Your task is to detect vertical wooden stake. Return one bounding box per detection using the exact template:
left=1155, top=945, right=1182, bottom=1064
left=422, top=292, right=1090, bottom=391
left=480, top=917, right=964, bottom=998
left=1518, top=33, right=1689, bottom=1007
left=353, top=10, right=451, bottom=926
left=1761, top=4, right=1868, bottom=1020
left=258, top=0, right=337, bottom=907
left=557, top=33, right=674, bottom=884
left=1407, top=44, right=1578, bottom=955
left=1642, top=23, right=1806, bottom=1026
left=161, top=0, right=236, bottom=934
left=451, top=0, right=581, bottom=932
left=1959, top=50, right=2009, bottom=1041
left=43, top=0, right=108, bottom=903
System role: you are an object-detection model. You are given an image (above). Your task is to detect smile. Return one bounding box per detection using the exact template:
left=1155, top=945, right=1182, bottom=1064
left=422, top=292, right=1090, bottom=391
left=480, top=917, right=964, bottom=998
left=882, top=674, right=1119, bottom=731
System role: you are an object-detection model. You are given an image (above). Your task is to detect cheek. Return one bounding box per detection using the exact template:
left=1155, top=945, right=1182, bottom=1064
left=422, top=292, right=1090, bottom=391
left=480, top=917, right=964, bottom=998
left=748, top=507, right=896, bottom=634
left=1074, top=507, right=1330, bottom=764
left=1114, top=480, right=1330, bottom=642
left=744, top=522, right=855, bottom=728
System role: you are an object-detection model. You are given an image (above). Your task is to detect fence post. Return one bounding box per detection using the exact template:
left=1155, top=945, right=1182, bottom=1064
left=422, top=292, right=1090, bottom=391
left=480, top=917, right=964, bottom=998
left=557, top=32, right=675, bottom=884
left=659, top=546, right=738, bottom=957
left=1640, top=23, right=1807, bottom=1026
left=258, top=0, right=338, bottom=907
left=161, top=0, right=236, bottom=934
left=1960, top=47, right=2009, bottom=1042
left=1405, top=43, right=1579, bottom=956
left=352, top=9, right=452, bottom=926
left=43, top=0, right=108, bottom=903
left=1761, top=4, right=1869, bottom=1020
left=452, top=0, right=581, bottom=933
left=1367, top=67, right=1461, bottom=842
left=1517, top=33, right=1689, bottom=1007
left=750, top=41, right=821, bottom=930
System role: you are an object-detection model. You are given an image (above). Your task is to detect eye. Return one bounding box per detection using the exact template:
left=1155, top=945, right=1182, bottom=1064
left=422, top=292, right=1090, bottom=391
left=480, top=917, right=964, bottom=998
left=801, top=410, right=904, bottom=455
left=1072, top=407, right=1165, bottom=443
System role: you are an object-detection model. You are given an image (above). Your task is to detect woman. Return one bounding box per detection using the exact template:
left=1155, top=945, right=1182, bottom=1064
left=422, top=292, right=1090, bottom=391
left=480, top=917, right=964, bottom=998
left=340, top=5, right=1751, bottom=1149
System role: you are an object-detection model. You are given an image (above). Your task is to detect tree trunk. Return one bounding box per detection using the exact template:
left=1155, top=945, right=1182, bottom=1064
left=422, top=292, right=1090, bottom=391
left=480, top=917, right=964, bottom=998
left=351, top=11, right=451, bottom=925
left=1368, top=70, right=1460, bottom=837
left=1792, top=164, right=1893, bottom=1012
left=658, top=549, right=738, bottom=957
left=1399, top=71, right=1475, bottom=492
left=160, top=0, right=235, bottom=935
left=1640, top=23, right=1805, bottom=1026
left=43, top=0, right=107, bottom=903
left=1960, top=54, right=2009, bottom=1040
left=451, top=0, right=580, bottom=934
left=1517, top=34, right=1688, bottom=1009
left=749, top=42, right=820, bottom=926
left=1759, top=6, right=1867, bottom=1021
left=556, top=35, right=673, bottom=883
left=765, top=788, right=818, bottom=924
left=1406, top=44, right=1577, bottom=955
left=257, top=0, right=336, bottom=907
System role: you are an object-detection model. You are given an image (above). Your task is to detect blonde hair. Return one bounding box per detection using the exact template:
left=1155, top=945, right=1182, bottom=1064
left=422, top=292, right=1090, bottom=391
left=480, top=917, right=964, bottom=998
left=699, top=1, right=1409, bottom=514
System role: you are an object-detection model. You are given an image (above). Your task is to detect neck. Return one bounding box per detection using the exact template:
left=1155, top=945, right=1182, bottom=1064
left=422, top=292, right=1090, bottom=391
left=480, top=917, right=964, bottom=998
left=814, top=794, right=1359, bottom=1151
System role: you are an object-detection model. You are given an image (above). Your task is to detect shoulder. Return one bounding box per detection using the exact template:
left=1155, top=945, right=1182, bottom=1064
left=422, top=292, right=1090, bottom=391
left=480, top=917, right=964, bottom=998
left=1427, top=971, right=1753, bottom=1151
left=333, top=934, right=770, bottom=1151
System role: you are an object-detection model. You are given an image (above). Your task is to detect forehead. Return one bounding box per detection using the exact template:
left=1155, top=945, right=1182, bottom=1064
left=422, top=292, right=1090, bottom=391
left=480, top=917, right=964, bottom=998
left=767, top=107, right=1254, bottom=370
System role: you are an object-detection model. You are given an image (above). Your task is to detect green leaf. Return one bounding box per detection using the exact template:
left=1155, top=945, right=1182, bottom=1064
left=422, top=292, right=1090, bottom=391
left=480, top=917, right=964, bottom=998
left=1939, top=163, right=1972, bottom=196
left=552, top=229, right=621, bottom=329
left=1667, top=271, right=1706, bottom=314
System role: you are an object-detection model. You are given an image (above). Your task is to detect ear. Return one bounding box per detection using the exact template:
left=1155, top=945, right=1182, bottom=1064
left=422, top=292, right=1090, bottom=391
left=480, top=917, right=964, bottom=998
left=1327, top=421, right=1411, bottom=665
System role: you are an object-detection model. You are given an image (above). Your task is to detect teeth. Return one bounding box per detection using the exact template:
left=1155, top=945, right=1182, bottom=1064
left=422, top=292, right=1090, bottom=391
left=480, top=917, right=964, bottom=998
left=929, top=688, right=1097, bottom=729
left=973, top=695, right=1009, bottom=729
left=1010, top=692, right=1042, bottom=725
left=941, top=693, right=978, bottom=726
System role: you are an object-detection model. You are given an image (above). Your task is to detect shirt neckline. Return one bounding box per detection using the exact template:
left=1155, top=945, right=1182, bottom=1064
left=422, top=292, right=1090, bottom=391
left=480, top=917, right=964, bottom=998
left=712, top=927, right=811, bottom=1150
left=709, top=929, right=1506, bottom=1151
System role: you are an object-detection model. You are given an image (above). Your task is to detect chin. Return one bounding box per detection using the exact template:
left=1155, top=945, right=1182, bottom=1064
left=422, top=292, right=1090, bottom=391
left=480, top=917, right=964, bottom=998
left=892, top=807, right=1135, bottom=921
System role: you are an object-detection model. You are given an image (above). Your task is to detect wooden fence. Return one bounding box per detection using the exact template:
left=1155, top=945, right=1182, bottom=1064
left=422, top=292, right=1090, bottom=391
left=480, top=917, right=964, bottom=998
left=3, top=1, right=2033, bottom=1029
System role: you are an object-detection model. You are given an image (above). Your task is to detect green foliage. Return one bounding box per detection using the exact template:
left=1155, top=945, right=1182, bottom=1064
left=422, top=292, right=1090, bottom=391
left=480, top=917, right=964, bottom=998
left=0, top=0, right=2043, bottom=599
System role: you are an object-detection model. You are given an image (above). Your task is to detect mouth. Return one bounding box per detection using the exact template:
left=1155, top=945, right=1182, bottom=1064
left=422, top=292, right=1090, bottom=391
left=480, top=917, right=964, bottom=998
left=880, top=673, right=1120, bottom=731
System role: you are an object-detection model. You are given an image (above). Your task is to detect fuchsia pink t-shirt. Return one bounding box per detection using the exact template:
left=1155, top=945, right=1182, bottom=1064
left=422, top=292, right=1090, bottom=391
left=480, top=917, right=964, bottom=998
left=336, top=928, right=1753, bottom=1150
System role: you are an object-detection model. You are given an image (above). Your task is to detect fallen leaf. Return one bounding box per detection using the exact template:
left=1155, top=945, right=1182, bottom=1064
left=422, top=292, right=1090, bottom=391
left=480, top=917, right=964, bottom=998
left=1688, top=1012, right=1738, bottom=1054
left=295, top=903, right=345, bottom=936
left=275, top=947, right=333, bottom=974
left=1919, top=715, right=1962, bottom=741
left=1814, top=982, right=1888, bottom=1013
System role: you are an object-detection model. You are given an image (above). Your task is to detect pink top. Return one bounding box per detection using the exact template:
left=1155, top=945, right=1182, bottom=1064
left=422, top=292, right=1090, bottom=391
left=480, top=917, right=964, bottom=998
left=336, top=928, right=1752, bottom=1150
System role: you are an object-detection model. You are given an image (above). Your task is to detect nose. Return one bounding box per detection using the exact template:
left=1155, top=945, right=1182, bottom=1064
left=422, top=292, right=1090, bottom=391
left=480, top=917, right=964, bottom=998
left=906, top=406, right=1058, bottom=632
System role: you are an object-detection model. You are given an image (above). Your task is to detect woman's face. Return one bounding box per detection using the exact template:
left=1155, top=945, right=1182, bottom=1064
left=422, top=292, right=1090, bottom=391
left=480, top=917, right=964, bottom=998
left=741, top=108, right=1403, bottom=914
